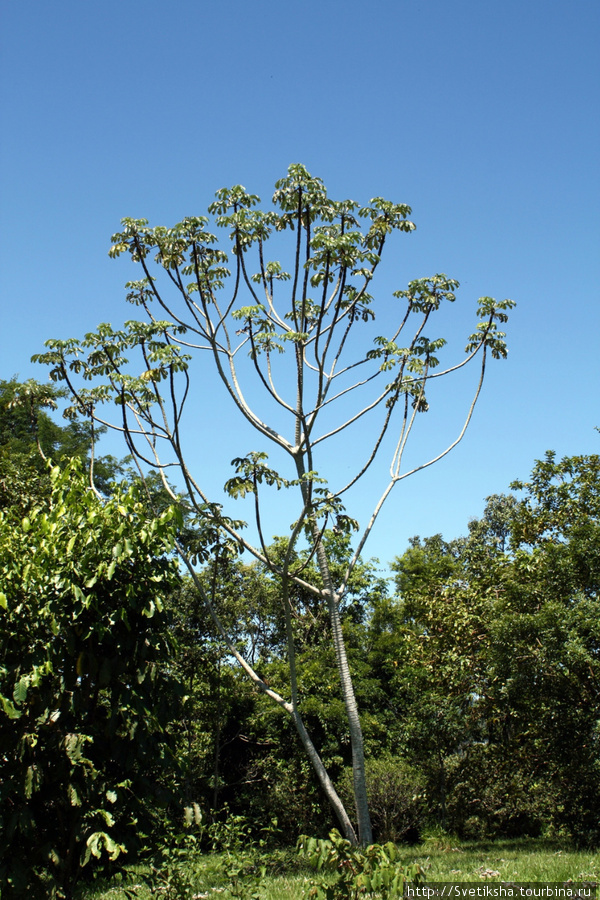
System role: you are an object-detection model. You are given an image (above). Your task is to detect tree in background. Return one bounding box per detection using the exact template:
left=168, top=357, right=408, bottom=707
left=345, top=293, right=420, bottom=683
left=389, top=532, right=486, bottom=827
left=492, top=451, right=600, bottom=844
left=0, top=378, right=123, bottom=511
left=0, top=460, right=181, bottom=898
left=35, top=163, right=514, bottom=845
left=391, top=453, right=600, bottom=844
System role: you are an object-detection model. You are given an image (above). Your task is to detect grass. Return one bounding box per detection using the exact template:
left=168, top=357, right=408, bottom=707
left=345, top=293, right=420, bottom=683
left=411, top=836, right=599, bottom=883
left=80, top=839, right=599, bottom=899
left=80, top=850, right=312, bottom=900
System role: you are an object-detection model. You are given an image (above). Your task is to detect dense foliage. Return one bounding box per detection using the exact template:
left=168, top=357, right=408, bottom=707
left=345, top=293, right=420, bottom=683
left=0, top=458, right=182, bottom=898
left=389, top=453, right=600, bottom=843
left=160, top=453, right=600, bottom=848
left=1, top=373, right=598, bottom=899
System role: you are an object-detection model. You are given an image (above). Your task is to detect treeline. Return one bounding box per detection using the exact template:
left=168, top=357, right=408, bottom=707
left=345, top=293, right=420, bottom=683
left=171, top=455, right=600, bottom=847
left=1, top=379, right=599, bottom=897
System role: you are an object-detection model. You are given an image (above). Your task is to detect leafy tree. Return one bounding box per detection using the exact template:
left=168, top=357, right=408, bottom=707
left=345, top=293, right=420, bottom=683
left=0, top=459, right=182, bottom=897
left=390, top=533, right=487, bottom=825
left=391, top=454, right=600, bottom=843
left=0, top=378, right=123, bottom=510
left=34, top=163, right=514, bottom=845
left=493, top=451, right=600, bottom=843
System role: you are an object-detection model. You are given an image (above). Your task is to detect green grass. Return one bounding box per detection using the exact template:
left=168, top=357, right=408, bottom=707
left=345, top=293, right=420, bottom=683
left=80, top=840, right=599, bottom=899
left=410, top=836, right=599, bottom=883
left=80, top=850, right=314, bottom=900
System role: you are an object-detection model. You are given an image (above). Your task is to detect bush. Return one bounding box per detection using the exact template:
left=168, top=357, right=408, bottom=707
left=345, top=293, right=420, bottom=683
left=243, top=754, right=335, bottom=843
left=339, top=755, right=425, bottom=843
left=0, top=461, right=181, bottom=898
left=445, top=746, right=551, bottom=839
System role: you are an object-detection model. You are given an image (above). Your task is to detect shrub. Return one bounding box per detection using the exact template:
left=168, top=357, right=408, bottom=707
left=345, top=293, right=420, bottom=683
left=445, top=746, right=551, bottom=839
left=298, top=829, right=425, bottom=900
left=339, top=755, right=425, bottom=843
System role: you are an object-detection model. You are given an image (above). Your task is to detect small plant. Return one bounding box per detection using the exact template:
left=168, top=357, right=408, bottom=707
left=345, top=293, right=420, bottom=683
left=418, top=824, right=462, bottom=852
left=297, top=829, right=425, bottom=899
left=134, top=806, right=205, bottom=900
left=142, top=832, right=202, bottom=900
left=213, top=813, right=280, bottom=899
left=206, top=807, right=254, bottom=853
left=218, top=854, right=266, bottom=900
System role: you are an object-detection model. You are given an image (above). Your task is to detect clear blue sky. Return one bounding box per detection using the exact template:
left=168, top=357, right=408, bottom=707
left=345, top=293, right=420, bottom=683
left=1, top=0, right=599, bottom=566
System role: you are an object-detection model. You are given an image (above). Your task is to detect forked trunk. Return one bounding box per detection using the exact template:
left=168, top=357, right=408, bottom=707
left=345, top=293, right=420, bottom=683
left=291, top=708, right=358, bottom=843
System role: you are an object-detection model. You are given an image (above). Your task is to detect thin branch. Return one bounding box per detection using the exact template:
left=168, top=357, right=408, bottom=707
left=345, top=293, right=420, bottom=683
left=340, top=347, right=488, bottom=594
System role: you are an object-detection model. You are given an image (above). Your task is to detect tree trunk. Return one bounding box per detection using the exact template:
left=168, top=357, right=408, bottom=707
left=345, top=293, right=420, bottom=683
left=281, top=569, right=359, bottom=843
left=313, top=535, right=373, bottom=846
left=291, top=707, right=358, bottom=843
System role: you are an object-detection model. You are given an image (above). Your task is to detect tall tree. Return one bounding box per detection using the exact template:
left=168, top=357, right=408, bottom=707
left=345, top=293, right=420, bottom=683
left=498, top=451, right=600, bottom=843
left=35, top=164, right=514, bottom=845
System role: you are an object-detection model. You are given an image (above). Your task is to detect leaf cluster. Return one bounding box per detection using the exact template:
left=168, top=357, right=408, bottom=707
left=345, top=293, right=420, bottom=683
left=297, top=829, right=425, bottom=899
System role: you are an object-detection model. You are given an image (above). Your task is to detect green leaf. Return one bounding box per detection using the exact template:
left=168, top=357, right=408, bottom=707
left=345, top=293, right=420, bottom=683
left=0, top=695, right=21, bottom=719
left=13, top=677, right=28, bottom=704
left=85, top=831, right=125, bottom=862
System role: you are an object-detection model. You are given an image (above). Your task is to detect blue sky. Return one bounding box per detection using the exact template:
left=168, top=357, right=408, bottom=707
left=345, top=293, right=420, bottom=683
left=1, top=0, right=599, bottom=566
